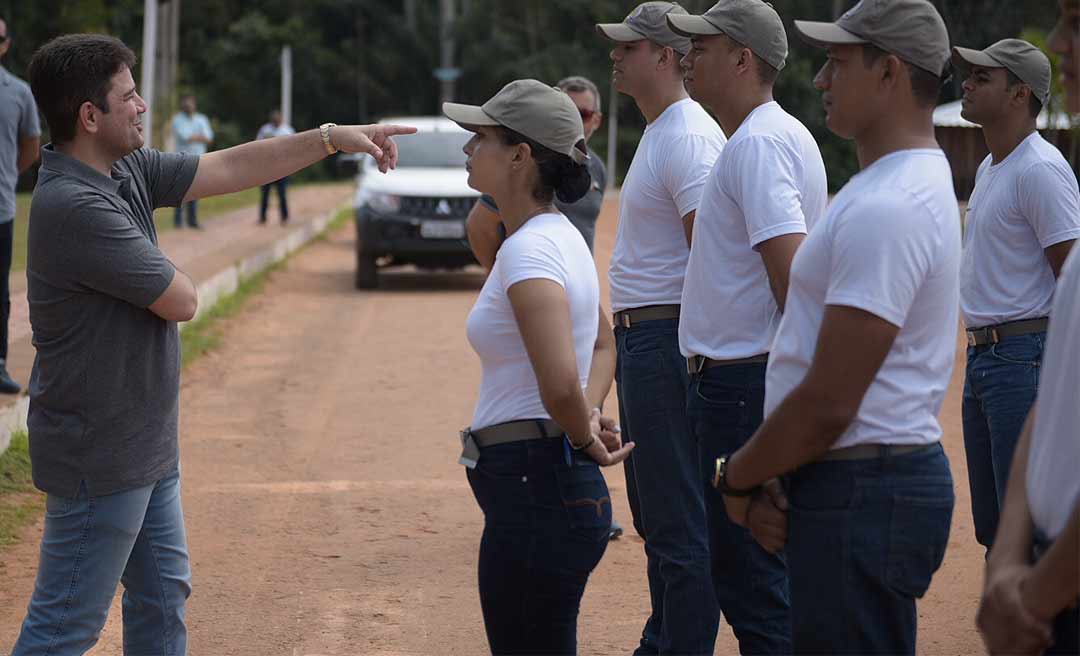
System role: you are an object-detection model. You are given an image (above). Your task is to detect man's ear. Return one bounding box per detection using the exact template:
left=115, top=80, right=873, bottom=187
left=79, top=101, right=100, bottom=135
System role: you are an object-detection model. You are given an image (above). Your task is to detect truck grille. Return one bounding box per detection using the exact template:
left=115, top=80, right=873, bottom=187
left=399, top=196, right=474, bottom=218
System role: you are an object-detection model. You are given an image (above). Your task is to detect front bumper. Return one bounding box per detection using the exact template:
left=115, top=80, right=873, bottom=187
left=355, top=207, right=476, bottom=266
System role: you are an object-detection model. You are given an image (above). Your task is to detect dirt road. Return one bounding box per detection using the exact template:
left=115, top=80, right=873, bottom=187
left=0, top=198, right=983, bottom=655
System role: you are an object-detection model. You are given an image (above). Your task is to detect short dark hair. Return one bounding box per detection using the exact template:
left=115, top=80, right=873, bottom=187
left=721, top=35, right=780, bottom=87
left=28, top=34, right=136, bottom=143
left=862, top=45, right=943, bottom=108
left=494, top=127, right=591, bottom=204
left=1005, top=70, right=1043, bottom=119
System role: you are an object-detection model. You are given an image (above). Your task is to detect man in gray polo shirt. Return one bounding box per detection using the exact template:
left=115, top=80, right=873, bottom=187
left=12, top=33, right=413, bottom=655
left=0, top=16, right=41, bottom=394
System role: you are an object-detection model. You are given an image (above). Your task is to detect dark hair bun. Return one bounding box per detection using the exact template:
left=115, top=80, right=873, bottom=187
left=539, top=156, right=592, bottom=204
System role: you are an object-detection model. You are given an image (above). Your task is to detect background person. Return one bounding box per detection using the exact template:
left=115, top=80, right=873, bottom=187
left=445, top=79, right=633, bottom=655
left=12, top=33, right=412, bottom=655
left=1048, top=0, right=1079, bottom=113
left=0, top=15, right=40, bottom=395
left=170, top=93, right=213, bottom=229
left=952, top=38, right=1080, bottom=555
left=256, top=108, right=296, bottom=225
left=669, top=0, right=828, bottom=652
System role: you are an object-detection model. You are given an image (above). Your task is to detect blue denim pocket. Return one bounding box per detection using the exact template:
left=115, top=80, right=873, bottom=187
left=886, top=492, right=953, bottom=598
left=622, top=325, right=671, bottom=355
left=553, top=463, right=612, bottom=537
left=990, top=334, right=1043, bottom=366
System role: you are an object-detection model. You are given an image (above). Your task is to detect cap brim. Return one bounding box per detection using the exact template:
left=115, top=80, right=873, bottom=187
left=951, top=46, right=1003, bottom=73
left=596, top=23, right=647, bottom=42
left=666, top=14, right=722, bottom=38
left=792, top=20, right=867, bottom=49
left=441, top=103, right=499, bottom=131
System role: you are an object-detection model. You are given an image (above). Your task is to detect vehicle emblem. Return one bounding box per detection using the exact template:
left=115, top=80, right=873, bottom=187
left=436, top=199, right=452, bottom=215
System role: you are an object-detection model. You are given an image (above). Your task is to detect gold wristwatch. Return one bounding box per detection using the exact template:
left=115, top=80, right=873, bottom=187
left=319, top=123, right=338, bottom=155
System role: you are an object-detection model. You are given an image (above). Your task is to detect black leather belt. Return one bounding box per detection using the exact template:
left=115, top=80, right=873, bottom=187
left=467, top=418, right=564, bottom=448
left=687, top=353, right=768, bottom=375
left=613, top=304, right=680, bottom=328
left=819, top=442, right=936, bottom=462
left=966, top=317, right=1048, bottom=347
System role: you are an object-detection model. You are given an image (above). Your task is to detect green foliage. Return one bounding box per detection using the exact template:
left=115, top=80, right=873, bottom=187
left=0, top=431, right=42, bottom=548
left=0, top=0, right=1064, bottom=190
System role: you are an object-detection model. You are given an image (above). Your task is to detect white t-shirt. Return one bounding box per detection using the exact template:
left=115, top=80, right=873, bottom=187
left=608, top=98, right=726, bottom=311
left=765, top=149, right=961, bottom=449
left=960, top=132, right=1080, bottom=328
left=680, top=101, right=828, bottom=360
left=467, top=213, right=599, bottom=431
left=1027, top=249, right=1080, bottom=541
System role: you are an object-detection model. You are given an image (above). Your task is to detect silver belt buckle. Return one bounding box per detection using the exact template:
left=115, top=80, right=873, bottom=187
left=459, top=428, right=480, bottom=469
left=966, top=331, right=977, bottom=347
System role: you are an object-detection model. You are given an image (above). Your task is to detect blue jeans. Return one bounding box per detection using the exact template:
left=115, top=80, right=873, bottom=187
left=686, top=361, right=791, bottom=654
left=173, top=200, right=198, bottom=228
left=466, top=436, right=611, bottom=655
left=13, top=470, right=190, bottom=656
left=786, top=443, right=954, bottom=655
left=615, top=318, right=718, bottom=655
left=259, top=178, right=289, bottom=223
left=962, top=332, right=1044, bottom=551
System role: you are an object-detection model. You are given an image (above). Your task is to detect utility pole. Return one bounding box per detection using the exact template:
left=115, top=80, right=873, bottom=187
left=281, top=46, right=293, bottom=127
left=141, top=0, right=158, bottom=148
left=436, top=0, right=460, bottom=106
left=404, top=0, right=417, bottom=32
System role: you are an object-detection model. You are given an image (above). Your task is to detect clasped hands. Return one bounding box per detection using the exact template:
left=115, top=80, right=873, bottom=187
left=724, top=478, right=789, bottom=554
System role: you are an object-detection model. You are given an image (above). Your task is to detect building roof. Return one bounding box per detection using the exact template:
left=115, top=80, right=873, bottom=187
left=933, top=99, right=1074, bottom=130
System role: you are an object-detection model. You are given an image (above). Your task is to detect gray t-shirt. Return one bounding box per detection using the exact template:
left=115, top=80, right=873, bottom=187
left=480, top=147, right=607, bottom=252
left=0, top=65, right=42, bottom=222
left=27, top=146, right=198, bottom=497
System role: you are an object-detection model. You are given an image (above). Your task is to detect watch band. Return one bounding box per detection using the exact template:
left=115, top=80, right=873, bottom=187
left=319, top=123, right=338, bottom=155
left=714, top=455, right=758, bottom=497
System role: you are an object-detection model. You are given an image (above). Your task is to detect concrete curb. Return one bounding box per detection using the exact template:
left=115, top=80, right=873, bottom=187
left=0, top=202, right=349, bottom=460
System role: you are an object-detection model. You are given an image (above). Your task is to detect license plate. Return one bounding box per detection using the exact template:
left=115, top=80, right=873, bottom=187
left=420, top=220, right=465, bottom=239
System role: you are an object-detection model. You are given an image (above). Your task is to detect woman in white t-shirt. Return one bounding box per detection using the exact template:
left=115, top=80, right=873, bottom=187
left=444, top=79, right=634, bottom=655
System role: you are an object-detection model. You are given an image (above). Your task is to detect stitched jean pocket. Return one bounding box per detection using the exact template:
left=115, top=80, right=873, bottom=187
left=886, top=492, right=953, bottom=598
left=553, top=463, right=612, bottom=537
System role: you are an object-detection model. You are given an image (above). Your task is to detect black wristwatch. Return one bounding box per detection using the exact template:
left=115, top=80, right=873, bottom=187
left=713, top=454, right=759, bottom=497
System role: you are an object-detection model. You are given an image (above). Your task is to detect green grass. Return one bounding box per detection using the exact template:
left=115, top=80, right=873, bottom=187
left=0, top=431, right=43, bottom=547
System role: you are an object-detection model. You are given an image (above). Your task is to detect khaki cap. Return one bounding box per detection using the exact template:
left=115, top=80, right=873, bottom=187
left=667, top=0, right=788, bottom=71
left=443, top=79, right=589, bottom=165
left=597, top=2, right=692, bottom=55
left=793, top=0, right=950, bottom=76
left=952, top=39, right=1051, bottom=107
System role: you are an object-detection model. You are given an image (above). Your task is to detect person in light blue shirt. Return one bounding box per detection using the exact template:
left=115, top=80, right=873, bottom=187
left=170, top=94, right=213, bottom=228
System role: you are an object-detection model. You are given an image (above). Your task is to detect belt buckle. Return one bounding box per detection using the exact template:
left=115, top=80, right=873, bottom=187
left=620, top=312, right=631, bottom=328
left=966, top=331, right=977, bottom=347
left=459, top=428, right=479, bottom=469
left=990, top=328, right=1001, bottom=344
left=687, top=355, right=706, bottom=375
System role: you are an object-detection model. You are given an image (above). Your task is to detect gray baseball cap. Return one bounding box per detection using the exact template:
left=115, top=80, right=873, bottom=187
left=667, top=0, right=788, bottom=71
left=793, top=0, right=950, bottom=77
left=597, top=2, right=692, bottom=55
left=443, top=79, right=589, bottom=165
left=952, top=39, right=1051, bottom=107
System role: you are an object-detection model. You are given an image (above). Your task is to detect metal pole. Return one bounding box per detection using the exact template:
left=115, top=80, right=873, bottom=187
left=141, top=0, right=158, bottom=148
left=438, top=0, right=456, bottom=106
left=605, top=77, right=618, bottom=190
left=281, top=46, right=293, bottom=127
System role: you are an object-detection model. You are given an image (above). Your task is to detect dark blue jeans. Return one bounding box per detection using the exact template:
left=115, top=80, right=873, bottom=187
left=173, top=200, right=198, bottom=228
left=466, top=436, right=611, bottom=655
left=962, top=332, right=1044, bottom=551
left=259, top=177, right=289, bottom=223
left=786, top=443, right=954, bottom=655
left=615, top=318, right=718, bottom=656
left=686, top=361, right=791, bottom=654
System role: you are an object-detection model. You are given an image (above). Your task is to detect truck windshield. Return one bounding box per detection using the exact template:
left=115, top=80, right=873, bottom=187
left=367, top=131, right=470, bottom=169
